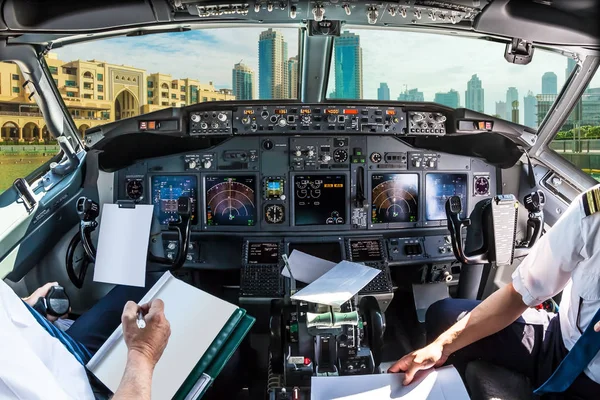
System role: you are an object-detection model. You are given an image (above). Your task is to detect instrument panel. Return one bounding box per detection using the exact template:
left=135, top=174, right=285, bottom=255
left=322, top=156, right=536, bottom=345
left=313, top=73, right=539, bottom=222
left=187, top=104, right=446, bottom=137
left=116, top=132, right=496, bottom=234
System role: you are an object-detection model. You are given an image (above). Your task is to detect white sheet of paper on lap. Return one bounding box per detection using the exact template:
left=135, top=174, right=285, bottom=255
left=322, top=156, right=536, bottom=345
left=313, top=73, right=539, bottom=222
left=290, top=261, right=381, bottom=307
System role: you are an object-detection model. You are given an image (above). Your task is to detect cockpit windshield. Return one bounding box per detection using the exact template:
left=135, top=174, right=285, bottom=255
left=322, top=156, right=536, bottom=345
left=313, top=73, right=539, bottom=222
left=47, top=27, right=572, bottom=137
left=326, top=28, right=571, bottom=129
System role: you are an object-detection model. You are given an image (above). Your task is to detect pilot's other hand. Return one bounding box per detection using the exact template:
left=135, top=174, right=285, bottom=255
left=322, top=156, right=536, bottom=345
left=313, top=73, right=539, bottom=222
left=23, top=282, right=69, bottom=321
left=122, top=299, right=171, bottom=368
left=388, top=342, right=449, bottom=385
left=595, top=320, right=600, bottom=332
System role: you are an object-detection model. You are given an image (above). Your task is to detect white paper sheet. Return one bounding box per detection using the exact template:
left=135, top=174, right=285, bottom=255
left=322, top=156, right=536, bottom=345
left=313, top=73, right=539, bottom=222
left=311, top=366, right=469, bottom=400
left=93, top=203, right=154, bottom=287
left=87, top=272, right=239, bottom=400
left=290, top=261, right=381, bottom=307
left=281, top=250, right=337, bottom=283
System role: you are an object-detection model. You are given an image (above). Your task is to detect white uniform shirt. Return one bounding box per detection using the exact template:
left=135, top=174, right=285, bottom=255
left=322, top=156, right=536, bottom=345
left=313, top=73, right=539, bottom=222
left=0, top=279, right=95, bottom=399
left=512, top=186, right=600, bottom=384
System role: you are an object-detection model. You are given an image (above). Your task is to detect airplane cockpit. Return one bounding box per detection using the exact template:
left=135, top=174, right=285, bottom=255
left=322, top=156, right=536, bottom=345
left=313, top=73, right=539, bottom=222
left=0, top=1, right=599, bottom=399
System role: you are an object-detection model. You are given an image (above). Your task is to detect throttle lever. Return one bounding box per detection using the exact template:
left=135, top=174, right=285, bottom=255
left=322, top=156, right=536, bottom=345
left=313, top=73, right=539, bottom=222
left=445, top=196, right=489, bottom=265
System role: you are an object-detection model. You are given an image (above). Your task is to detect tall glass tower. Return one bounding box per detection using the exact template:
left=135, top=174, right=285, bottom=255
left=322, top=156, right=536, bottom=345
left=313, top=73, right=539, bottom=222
left=506, top=87, right=519, bottom=119
left=465, top=74, right=484, bottom=113
left=542, top=72, right=557, bottom=95
left=288, top=56, right=298, bottom=99
left=232, top=62, right=255, bottom=100
left=259, top=29, right=288, bottom=99
left=523, top=91, right=537, bottom=128
left=377, top=83, right=390, bottom=100
left=334, top=31, right=363, bottom=99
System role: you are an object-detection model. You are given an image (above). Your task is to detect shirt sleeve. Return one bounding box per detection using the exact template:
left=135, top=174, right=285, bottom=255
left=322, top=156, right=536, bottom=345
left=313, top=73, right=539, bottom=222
left=512, top=194, right=586, bottom=306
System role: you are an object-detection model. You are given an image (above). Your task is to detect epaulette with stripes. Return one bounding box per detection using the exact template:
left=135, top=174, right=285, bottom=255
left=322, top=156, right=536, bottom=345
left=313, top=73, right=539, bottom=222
left=582, top=186, right=600, bottom=216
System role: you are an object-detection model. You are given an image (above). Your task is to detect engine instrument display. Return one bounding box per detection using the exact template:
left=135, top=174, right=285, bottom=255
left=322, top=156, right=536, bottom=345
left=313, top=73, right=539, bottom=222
left=205, top=176, right=256, bottom=226
left=151, top=175, right=197, bottom=225
left=126, top=178, right=144, bottom=201
left=247, top=242, right=279, bottom=265
left=425, top=173, right=468, bottom=220
left=349, top=239, right=383, bottom=262
left=371, top=174, right=419, bottom=224
left=294, top=175, right=346, bottom=226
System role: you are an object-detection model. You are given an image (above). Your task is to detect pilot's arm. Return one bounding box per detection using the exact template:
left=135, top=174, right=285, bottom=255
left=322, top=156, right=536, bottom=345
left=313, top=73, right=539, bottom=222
left=113, top=300, right=171, bottom=400
left=389, top=191, right=588, bottom=385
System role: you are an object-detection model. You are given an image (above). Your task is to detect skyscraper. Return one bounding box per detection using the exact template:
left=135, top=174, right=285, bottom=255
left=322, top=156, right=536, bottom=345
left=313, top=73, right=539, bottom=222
left=434, top=89, right=460, bottom=108
left=465, top=74, right=484, bottom=113
left=542, top=72, right=557, bottom=95
left=288, top=56, right=298, bottom=99
left=495, top=101, right=506, bottom=118
left=232, top=62, right=255, bottom=100
left=506, top=87, right=518, bottom=119
left=398, top=88, right=424, bottom=102
left=566, top=58, right=577, bottom=80
left=334, top=31, right=363, bottom=99
left=377, top=83, right=390, bottom=100
left=258, top=28, right=288, bottom=99
left=523, top=91, right=537, bottom=128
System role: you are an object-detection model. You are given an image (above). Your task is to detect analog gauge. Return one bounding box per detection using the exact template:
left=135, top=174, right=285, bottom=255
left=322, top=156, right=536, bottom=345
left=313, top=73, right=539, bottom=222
left=370, top=152, right=382, bottom=163
left=474, top=176, right=490, bottom=196
left=265, top=204, right=285, bottom=224
left=126, top=179, right=144, bottom=200
left=333, top=149, right=348, bottom=163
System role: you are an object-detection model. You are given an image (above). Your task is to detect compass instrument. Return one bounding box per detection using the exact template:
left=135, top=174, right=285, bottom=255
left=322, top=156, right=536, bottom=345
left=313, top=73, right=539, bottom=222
left=371, top=174, right=419, bottom=224
left=205, top=176, right=256, bottom=226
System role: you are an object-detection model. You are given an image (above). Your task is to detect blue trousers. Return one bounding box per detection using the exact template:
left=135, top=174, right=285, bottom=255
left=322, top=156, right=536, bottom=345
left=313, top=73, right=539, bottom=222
left=426, top=298, right=599, bottom=399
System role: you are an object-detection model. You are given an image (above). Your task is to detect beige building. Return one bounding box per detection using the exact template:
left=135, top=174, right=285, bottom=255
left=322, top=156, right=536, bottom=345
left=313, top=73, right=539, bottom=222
left=0, top=53, right=234, bottom=142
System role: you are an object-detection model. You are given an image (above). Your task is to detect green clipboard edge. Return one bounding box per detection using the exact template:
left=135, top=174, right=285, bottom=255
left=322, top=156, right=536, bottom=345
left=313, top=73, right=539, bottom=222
left=173, top=309, right=255, bottom=400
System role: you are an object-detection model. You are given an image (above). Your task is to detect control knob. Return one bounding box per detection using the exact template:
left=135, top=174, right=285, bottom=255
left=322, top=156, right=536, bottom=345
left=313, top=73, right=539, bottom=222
left=187, top=159, right=197, bottom=169
left=167, top=242, right=177, bottom=250
left=321, top=154, right=332, bottom=163
left=200, top=122, right=208, bottom=130
left=241, top=116, right=251, bottom=125
left=412, top=113, right=424, bottom=122
left=202, top=159, right=212, bottom=169
left=435, top=114, right=447, bottom=123
left=307, top=150, right=315, bottom=157
left=217, top=112, right=227, bottom=122
left=191, top=113, right=201, bottom=123
left=302, top=115, right=311, bottom=124
left=295, top=150, right=302, bottom=157
left=328, top=114, right=337, bottom=123
left=211, top=122, right=219, bottom=129
left=278, top=118, right=287, bottom=127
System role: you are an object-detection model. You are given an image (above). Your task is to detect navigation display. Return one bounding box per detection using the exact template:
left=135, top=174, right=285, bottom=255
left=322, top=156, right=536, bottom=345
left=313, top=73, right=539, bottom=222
left=371, top=174, right=419, bottom=224
left=205, top=176, right=256, bottom=226
left=294, top=175, right=346, bottom=226
left=425, top=173, right=468, bottom=220
left=151, top=175, right=197, bottom=225
left=247, top=242, right=279, bottom=265
left=349, top=240, right=383, bottom=262
left=288, top=242, right=343, bottom=263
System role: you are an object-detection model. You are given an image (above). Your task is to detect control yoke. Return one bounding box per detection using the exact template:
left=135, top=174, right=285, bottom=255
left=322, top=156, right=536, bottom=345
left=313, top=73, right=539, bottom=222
left=148, top=196, right=193, bottom=270
left=445, top=194, right=519, bottom=266
left=66, top=196, right=193, bottom=288
left=445, top=196, right=490, bottom=265
left=522, top=190, right=545, bottom=248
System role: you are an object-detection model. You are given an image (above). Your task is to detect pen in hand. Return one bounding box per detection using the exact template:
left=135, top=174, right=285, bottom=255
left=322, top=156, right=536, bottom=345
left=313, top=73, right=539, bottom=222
left=136, top=309, right=146, bottom=329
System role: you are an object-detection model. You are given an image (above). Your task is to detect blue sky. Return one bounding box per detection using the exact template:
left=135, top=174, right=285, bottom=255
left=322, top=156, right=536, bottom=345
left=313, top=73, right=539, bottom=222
left=55, top=27, right=598, bottom=124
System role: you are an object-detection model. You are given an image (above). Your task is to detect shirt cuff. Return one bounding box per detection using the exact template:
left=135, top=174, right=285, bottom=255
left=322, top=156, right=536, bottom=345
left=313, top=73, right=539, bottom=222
left=511, top=267, right=540, bottom=307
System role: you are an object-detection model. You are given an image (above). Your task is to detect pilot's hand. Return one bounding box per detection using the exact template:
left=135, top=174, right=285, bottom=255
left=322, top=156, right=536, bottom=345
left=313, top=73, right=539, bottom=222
left=388, top=342, right=449, bottom=385
left=23, top=282, right=69, bottom=321
left=595, top=320, right=600, bottom=332
left=122, top=299, right=171, bottom=369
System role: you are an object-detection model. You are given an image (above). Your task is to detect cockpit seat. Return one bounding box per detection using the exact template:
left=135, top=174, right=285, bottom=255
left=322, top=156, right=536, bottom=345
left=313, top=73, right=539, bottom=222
left=465, top=360, right=533, bottom=400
